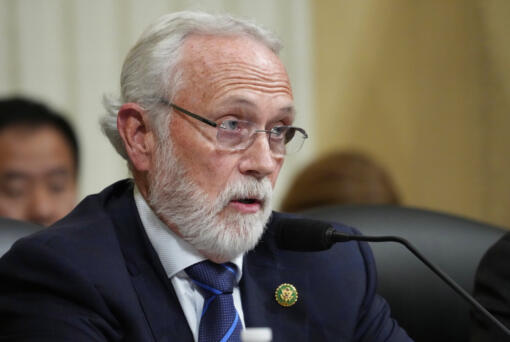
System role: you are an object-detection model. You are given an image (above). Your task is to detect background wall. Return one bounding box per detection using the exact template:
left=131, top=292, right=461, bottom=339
left=0, top=0, right=315, bottom=208
left=313, top=0, right=510, bottom=228
left=1, top=0, right=509, bottom=229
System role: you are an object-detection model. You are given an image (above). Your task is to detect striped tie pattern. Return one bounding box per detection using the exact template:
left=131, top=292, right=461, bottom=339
left=185, top=260, right=242, bottom=342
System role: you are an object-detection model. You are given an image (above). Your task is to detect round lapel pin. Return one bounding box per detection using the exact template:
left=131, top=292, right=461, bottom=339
left=275, top=283, right=298, bottom=307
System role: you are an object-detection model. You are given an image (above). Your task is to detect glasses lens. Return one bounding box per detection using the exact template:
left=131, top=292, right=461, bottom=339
left=284, top=127, right=296, bottom=144
left=270, top=126, right=307, bottom=155
left=217, top=119, right=253, bottom=150
left=285, top=127, right=306, bottom=155
left=217, top=120, right=307, bottom=155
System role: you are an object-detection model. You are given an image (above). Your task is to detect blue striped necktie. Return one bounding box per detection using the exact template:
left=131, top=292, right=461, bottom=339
left=185, top=260, right=242, bottom=342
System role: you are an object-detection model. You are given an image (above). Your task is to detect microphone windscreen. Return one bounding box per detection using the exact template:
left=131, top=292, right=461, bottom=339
left=275, top=218, right=334, bottom=251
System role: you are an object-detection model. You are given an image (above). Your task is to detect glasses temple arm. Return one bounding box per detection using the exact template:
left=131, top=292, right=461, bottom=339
left=160, top=99, right=218, bottom=128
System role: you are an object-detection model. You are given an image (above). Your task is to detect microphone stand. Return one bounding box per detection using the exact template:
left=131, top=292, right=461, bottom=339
left=332, top=232, right=510, bottom=337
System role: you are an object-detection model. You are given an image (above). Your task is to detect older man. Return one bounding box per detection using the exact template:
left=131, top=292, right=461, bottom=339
left=0, top=12, right=411, bottom=341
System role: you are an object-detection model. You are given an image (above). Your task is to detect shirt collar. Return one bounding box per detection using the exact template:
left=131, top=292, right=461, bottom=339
left=133, top=186, right=243, bottom=282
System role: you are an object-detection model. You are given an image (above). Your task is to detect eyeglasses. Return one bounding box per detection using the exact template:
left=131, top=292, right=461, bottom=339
left=162, top=101, right=308, bottom=156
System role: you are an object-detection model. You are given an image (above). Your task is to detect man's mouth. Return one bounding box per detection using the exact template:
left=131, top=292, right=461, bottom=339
left=229, top=197, right=263, bottom=213
left=236, top=198, right=258, bottom=204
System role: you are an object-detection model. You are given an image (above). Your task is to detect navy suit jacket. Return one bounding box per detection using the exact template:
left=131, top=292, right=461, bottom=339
left=0, top=180, right=411, bottom=341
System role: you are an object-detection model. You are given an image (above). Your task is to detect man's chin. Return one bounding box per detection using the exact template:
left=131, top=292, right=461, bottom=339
left=193, top=214, right=269, bottom=262
left=199, top=249, right=243, bottom=264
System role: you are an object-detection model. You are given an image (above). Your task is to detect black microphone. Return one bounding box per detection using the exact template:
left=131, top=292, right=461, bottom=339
left=275, top=217, right=510, bottom=337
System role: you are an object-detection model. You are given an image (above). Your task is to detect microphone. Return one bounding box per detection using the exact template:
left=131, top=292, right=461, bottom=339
left=275, top=217, right=510, bottom=337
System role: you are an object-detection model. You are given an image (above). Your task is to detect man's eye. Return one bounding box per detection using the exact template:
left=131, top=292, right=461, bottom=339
left=1, top=184, right=26, bottom=199
left=271, top=126, right=286, bottom=137
left=271, top=126, right=285, bottom=136
left=221, top=120, right=241, bottom=131
left=47, top=174, right=72, bottom=195
left=48, top=183, right=66, bottom=194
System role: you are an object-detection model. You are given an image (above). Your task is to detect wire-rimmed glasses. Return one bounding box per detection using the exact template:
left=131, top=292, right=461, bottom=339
left=164, top=101, right=308, bottom=156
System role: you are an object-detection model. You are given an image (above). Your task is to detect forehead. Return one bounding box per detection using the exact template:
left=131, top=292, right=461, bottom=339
left=180, top=33, right=283, bottom=70
left=0, top=126, right=75, bottom=174
left=175, top=34, right=293, bottom=107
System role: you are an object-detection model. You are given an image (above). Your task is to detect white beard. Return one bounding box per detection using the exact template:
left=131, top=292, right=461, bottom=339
left=147, top=140, right=273, bottom=262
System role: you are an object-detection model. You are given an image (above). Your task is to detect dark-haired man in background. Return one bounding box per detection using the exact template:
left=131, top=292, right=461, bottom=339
left=0, top=97, right=79, bottom=226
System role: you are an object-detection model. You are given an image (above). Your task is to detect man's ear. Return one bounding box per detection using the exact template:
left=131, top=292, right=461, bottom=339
left=117, top=103, right=155, bottom=172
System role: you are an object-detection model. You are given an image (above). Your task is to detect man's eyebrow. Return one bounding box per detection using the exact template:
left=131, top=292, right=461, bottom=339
left=45, top=168, right=71, bottom=177
left=1, top=171, right=30, bottom=181
left=0, top=168, right=71, bottom=182
left=279, top=106, right=296, bottom=120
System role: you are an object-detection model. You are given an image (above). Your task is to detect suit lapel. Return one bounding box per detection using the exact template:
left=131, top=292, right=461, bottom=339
left=109, top=181, right=194, bottom=341
left=241, top=214, right=311, bottom=341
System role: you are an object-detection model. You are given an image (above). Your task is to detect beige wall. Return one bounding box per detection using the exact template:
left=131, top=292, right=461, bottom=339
left=3, top=0, right=509, bottom=226
left=313, top=0, right=510, bottom=228
left=0, top=0, right=315, bottom=208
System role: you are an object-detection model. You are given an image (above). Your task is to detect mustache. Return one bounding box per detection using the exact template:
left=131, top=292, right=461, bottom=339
left=217, top=177, right=273, bottom=208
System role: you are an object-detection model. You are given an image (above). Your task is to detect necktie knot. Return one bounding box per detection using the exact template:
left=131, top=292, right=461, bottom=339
left=185, top=260, right=237, bottom=295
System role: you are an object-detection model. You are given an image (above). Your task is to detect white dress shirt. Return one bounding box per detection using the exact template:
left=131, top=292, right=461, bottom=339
left=133, top=187, right=245, bottom=342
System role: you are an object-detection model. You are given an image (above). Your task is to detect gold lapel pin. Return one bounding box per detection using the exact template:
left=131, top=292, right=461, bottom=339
left=275, top=283, right=298, bottom=307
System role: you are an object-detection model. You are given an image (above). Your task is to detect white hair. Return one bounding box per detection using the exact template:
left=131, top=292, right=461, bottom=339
left=101, top=11, right=282, bottom=159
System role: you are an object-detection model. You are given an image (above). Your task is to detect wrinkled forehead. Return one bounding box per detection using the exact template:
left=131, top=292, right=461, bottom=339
left=174, top=34, right=293, bottom=103
left=181, top=33, right=284, bottom=70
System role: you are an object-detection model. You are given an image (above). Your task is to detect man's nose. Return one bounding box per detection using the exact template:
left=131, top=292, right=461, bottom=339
left=27, top=186, right=56, bottom=227
left=238, top=133, right=279, bottom=179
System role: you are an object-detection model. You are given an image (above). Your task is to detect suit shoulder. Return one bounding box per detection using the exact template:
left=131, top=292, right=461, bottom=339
left=1, top=179, right=137, bottom=281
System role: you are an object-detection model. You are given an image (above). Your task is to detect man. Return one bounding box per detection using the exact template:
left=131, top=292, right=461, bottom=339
left=0, top=12, right=412, bottom=341
left=0, top=97, right=79, bottom=226
left=470, top=232, right=510, bottom=341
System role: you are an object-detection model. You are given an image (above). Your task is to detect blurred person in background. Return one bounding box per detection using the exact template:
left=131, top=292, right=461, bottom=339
left=281, top=150, right=400, bottom=212
left=0, top=97, right=79, bottom=226
left=470, top=232, right=510, bottom=342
